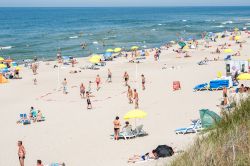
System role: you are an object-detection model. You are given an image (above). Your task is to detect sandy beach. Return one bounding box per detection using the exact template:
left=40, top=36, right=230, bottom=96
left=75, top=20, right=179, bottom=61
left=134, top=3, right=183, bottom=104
left=0, top=30, right=250, bottom=166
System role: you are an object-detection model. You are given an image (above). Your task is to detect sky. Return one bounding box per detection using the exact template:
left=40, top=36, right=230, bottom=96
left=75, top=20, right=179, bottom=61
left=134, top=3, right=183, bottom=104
left=1, top=0, right=250, bottom=7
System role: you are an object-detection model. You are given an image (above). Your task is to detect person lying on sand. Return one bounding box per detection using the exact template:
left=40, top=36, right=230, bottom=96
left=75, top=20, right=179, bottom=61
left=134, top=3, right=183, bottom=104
left=35, top=110, right=44, bottom=122
left=128, top=150, right=158, bottom=163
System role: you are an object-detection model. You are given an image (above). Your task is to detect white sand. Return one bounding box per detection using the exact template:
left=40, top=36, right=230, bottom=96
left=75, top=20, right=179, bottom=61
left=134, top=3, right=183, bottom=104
left=0, top=31, right=250, bottom=166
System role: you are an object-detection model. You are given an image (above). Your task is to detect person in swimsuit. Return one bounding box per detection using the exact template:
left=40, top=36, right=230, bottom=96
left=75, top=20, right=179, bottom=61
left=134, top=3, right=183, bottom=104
left=141, top=74, right=146, bottom=90
left=96, top=75, right=101, bottom=91
left=80, top=83, right=86, bottom=98
left=113, top=116, right=121, bottom=140
left=107, top=69, right=112, bottom=83
left=37, top=160, right=44, bottom=166
left=222, top=87, right=228, bottom=105
left=86, top=91, right=92, bottom=109
left=127, top=150, right=158, bottom=163
left=18, top=141, right=26, bottom=166
left=123, top=72, right=129, bottom=86
left=62, top=78, right=68, bottom=94
left=133, top=89, right=139, bottom=109
left=127, top=86, right=133, bottom=104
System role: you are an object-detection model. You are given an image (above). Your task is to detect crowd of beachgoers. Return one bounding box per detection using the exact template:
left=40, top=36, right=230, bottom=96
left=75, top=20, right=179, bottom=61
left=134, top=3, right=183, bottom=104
left=1, top=28, right=250, bottom=166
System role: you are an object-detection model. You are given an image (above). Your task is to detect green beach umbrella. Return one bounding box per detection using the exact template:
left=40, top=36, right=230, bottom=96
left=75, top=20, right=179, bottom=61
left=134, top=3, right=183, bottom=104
left=178, top=42, right=186, bottom=48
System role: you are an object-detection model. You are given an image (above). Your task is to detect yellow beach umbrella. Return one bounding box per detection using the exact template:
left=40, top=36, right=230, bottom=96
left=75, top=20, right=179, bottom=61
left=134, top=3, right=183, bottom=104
left=237, top=73, right=250, bottom=80
left=124, top=109, right=147, bottom=120
left=114, top=48, right=122, bottom=53
left=15, top=66, right=21, bottom=71
left=235, top=36, right=240, bottom=41
left=89, top=55, right=101, bottom=64
left=106, top=49, right=114, bottom=52
left=0, top=57, right=4, bottom=61
left=224, top=49, right=233, bottom=53
left=0, top=64, right=7, bottom=69
left=131, top=46, right=139, bottom=50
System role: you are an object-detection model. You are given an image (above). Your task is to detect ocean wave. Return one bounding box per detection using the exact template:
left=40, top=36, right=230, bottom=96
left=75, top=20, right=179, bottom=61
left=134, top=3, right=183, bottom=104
left=213, top=25, right=225, bottom=28
left=158, top=24, right=162, bottom=26
left=151, top=29, right=156, bottom=31
left=182, top=20, right=187, bottom=22
left=93, top=41, right=98, bottom=44
left=222, top=21, right=233, bottom=24
left=69, top=36, right=78, bottom=39
left=205, top=20, right=215, bottom=22
left=245, top=23, right=250, bottom=25
left=184, top=25, right=191, bottom=27
left=0, top=46, right=12, bottom=50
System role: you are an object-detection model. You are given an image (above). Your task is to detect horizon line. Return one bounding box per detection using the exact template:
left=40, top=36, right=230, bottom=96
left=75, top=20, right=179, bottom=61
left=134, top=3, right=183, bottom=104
left=1, top=5, right=250, bottom=8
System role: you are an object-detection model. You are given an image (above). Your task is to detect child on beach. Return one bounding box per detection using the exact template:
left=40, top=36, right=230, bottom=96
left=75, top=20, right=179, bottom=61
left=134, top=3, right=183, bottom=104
left=107, top=69, right=112, bottom=83
left=80, top=83, right=86, bottom=98
left=86, top=92, right=92, bottom=109
left=127, top=86, right=133, bottom=104
left=62, top=78, right=68, bottom=94
left=141, top=74, right=146, bottom=90
left=18, top=141, right=26, bottom=166
left=133, top=89, right=139, bottom=109
left=96, top=74, right=101, bottom=91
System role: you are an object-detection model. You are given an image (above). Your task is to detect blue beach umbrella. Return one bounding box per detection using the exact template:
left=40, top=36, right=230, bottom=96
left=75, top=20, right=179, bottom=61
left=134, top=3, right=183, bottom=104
left=103, top=52, right=112, bottom=59
left=0, top=68, right=9, bottom=73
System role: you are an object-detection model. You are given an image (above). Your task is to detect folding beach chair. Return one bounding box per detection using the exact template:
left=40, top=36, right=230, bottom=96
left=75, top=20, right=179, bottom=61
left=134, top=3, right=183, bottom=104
left=19, top=113, right=31, bottom=125
left=193, top=83, right=209, bottom=91
left=132, top=125, right=148, bottom=137
left=175, top=119, right=202, bottom=134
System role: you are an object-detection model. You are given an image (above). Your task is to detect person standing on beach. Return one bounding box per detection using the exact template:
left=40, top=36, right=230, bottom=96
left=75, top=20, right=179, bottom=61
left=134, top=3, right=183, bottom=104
left=113, top=116, right=121, bottom=140
left=123, top=72, right=129, bottom=86
left=86, top=91, right=92, bottom=109
left=96, top=74, right=101, bottom=91
left=107, top=69, right=112, bottom=83
left=127, top=86, right=133, bottom=104
left=80, top=83, right=86, bottom=98
left=222, top=87, right=228, bottom=105
left=133, top=89, right=139, bottom=109
left=17, top=141, right=26, bottom=166
left=141, top=74, right=146, bottom=90
left=62, top=78, right=68, bottom=94
left=37, top=160, right=44, bottom=166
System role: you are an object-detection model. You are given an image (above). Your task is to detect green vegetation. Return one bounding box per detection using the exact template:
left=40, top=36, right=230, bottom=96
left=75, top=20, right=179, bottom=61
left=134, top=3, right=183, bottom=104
left=170, top=97, right=250, bottom=166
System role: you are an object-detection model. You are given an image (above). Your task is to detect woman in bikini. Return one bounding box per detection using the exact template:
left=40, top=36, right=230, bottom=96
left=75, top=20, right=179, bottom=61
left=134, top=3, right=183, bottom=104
left=133, top=89, right=139, bottom=109
left=127, top=86, right=133, bottom=104
left=113, top=116, right=121, bottom=140
left=96, top=75, right=101, bottom=91
left=18, top=141, right=26, bottom=166
left=86, top=92, right=92, bottom=109
left=80, top=83, right=86, bottom=98
left=141, top=74, right=146, bottom=90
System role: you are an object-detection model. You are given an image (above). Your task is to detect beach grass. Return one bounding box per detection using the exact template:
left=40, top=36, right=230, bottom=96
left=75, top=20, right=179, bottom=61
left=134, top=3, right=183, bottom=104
left=169, top=97, right=250, bottom=166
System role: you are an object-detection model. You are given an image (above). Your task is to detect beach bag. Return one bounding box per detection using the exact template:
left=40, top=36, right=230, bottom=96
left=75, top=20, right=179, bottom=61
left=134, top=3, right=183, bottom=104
left=155, top=145, right=174, bottom=157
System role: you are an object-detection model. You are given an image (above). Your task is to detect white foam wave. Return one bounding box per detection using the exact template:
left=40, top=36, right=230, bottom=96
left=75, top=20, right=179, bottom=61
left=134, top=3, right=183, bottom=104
left=213, top=25, right=225, bottom=28
left=158, top=24, right=162, bottom=26
left=0, top=46, right=12, bottom=50
left=182, top=20, right=187, bottom=22
left=184, top=25, right=191, bottom=27
left=93, top=41, right=98, bottom=44
left=245, top=23, right=250, bottom=25
left=69, top=36, right=78, bottom=39
left=222, top=21, right=233, bottom=25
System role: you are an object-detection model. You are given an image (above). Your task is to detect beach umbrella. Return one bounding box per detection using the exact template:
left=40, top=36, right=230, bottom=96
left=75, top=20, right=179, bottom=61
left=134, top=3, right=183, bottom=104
left=114, top=48, right=122, bottom=53
left=178, top=42, right=186, bottom=48
left=124, top=109, right=147, bottom=120
left=0, top=64, right=7, bottom=69
left=0, top=57, right=4, bottom=61
left=15, top=66, right=21, bottom=71
left=235, top=36, right=240, bottom=41
left=89, top=55, right=101, bottom=64
left=237, top=73, right=250, bottom=80
left=106, top=48, right=114, bottom=53
left=103, top=52, right=112, bottom=59
left=224, top=49, right=233, bottom=53
left=234, top=28, right=239, bottom=31
left=4, top=59, right=13, bottom=63
left=11, top=62, right=18, bottom=67
left=131, top=46, right=139, bottom=50
left=0, top=68, right=9, bottom=73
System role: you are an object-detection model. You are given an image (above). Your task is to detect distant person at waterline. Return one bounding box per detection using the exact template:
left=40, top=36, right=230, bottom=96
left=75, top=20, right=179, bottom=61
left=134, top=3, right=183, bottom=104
left=107, top=69, right=112, bottom=83
left=123, top=71, right=129, bottom=86
left=134, top=89, right=139, bottom=109
left=96, top=74, right=101, bottom=91
left=141, top=74, right=146, bottom=90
